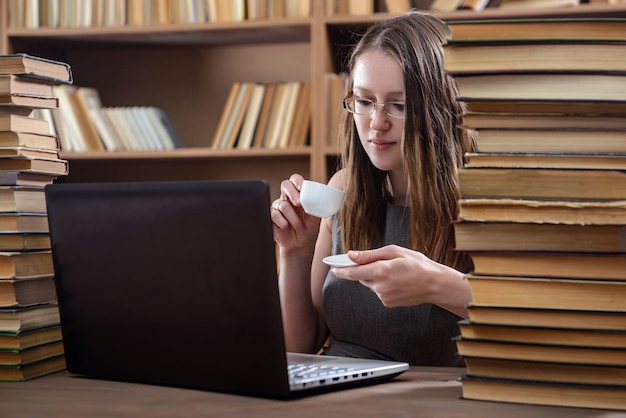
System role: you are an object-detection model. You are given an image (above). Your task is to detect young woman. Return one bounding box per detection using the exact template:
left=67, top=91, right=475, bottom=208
left=271, top=11, right=475, bottom=366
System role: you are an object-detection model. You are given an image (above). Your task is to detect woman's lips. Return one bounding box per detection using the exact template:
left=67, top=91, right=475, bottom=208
left=369, top=139, right=396, bottom=151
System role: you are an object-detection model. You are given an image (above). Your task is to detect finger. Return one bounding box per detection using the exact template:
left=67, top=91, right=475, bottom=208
left=272, top=198, right=284, bottom=211
left=279, top=178, right=302, bottom=207
left=348, top=245, right=402, bottom=264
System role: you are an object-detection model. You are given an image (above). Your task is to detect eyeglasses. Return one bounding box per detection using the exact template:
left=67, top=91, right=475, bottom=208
left=343, top=97, right=405, bottom=119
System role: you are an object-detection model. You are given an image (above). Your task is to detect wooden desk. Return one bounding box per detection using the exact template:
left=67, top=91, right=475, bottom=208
left=0, top=367, right=622, bottom=417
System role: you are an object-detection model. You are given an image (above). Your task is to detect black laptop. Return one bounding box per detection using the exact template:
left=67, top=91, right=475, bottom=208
left=45, top=180, right=408, bottom=398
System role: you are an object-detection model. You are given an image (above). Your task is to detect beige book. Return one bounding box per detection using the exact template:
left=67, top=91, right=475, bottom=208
left=349, top=0, right=373, bottom=15
left=237, top=84, right=266, bottom=150
left=68, top=87, right=105, bottom=151
left=252, top=83, right=276, bottom=148
left=263, top=82, right=288, bottom=149
left=385, top=0, right=412, bottom=13
left=288, top=82, right=311, bottom=147
left=277, top=81, right=301, bottom=149
left=212, top=82, right=241, bottom=149
left=221, top=82, right=254, bottom=149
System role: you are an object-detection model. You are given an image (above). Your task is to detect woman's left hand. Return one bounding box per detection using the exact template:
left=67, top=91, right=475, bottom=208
left=331, top=245, right=470, bottom=317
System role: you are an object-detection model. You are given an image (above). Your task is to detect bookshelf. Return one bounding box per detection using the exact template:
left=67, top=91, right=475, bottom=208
left=1, top=1, right=625, bottom=198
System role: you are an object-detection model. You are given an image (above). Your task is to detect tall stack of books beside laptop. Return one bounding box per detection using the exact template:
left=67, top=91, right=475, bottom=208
left=443, top=18, right=626, bottom=410
left=0, top=53, right=72, bottom=381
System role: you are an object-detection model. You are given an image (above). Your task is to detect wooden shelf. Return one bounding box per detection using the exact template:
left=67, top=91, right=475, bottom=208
left=60, top=146, right=311, bottom=160
left=6, top=18, right=312, bottom=46
left=2, top=0, right=625, bottom=195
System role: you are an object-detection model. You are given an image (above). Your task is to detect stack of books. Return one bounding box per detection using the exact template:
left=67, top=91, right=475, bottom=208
left=444, top=17, right=626, bottom=410
left=0, top=53, right=71, bottom=381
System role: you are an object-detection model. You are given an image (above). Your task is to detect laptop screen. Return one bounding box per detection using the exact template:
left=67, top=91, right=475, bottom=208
left=46, top=180, right=292, bottom=397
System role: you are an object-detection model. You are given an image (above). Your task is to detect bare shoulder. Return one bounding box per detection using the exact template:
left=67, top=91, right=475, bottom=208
left=327, top=168, right=346, bottom=190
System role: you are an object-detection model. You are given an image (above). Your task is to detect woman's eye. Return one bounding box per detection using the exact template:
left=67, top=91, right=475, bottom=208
left=390, top=103, right=405, bottom=112
left=356, top=99, right=373, bottom=108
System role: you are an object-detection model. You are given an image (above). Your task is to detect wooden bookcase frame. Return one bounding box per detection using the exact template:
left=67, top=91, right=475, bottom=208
left=0, top=0, right=624, bottom=198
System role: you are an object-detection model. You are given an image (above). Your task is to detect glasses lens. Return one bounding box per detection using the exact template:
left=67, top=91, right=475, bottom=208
left=356, top=98, right=374, bottom=115
left=386, top=102, right=405, bottom=118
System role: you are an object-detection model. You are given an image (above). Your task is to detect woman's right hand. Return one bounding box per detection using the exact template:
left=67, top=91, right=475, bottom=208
left=271, top=174, right=321, bottom=253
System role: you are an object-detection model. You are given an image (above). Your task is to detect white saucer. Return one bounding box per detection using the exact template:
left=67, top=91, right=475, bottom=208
left=322, top=254, right=357, bottom=268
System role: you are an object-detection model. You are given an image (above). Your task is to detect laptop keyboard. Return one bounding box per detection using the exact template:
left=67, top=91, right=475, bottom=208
left=288, top=362, right=354, bottom=381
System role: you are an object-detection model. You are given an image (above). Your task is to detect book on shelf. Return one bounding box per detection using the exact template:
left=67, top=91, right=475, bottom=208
left=0, top=232, right=50, bottom=251
left=467, top=306, right=626, bottom=331
left=211, top=81, right=242, bottom=149
left=0, top=251, right=53, bottom=279
left=458, top=0, right=492, bottom=10
left=118, top=107, right=158, bottom=151
left=0, top=172, right=57, bottom=188
left=0, top=276, right=57, bottom=308
left=458, top=198, right=626, bottom=225
left=497, top=0, right=581, bottom=9
left=461, top=112, right=626, bottom=129
left=263, top=82, right=289, bottom=149
left=458, top=320, right=626, bottom=348
left=0, top=325, right=62, bottom=350
left=0, top=187, right=47, bottom=214
left=430, top=0, right=464, bottom=12
left=285, top=0, right=311, bottom=18
left=252, top=83, right=277, bottom=148
left=464, top=357, right=626, bottom=386
left=325, top=73, right=348, bottom=147
left=237, top=83, right=267, bottom=150
left=0, top=303, right=60, bottom=333
left=464, top=273, right=626, bottom=311
left=454, top=221, right=626, bottom=253
left=101, top=107, right=139, bottom=151
left=455, top=338, right=626, bottom=366
left=385, top=0, right=413, bottom=13
left=0, top=213, right=49, bottom=233
left=0, top=132, right=59, bottom=151
left=67, top=87, right=105, bottom=151
left=467, top=251, right=626, bottom=280
left=348, top=0, right=374, bottom=15
left=446, top=17, right=626, bottom=42
left=276, top=81, right=302, bottom=149
left=51, top=85, right=85, bottom=152
left=470, top=128, right=626, bottom=154
left=444, top=41, right=626, bottom=74
left=75, top=87, right=122, bottom=151
left=144, top=107, right=184, bottom=149
left=0, top=54, right=72, bottom=85
left=0, top=114, right=51, bottom=136
left=458, top=168, right=626, bottom=199
left=0, top=340, right=64, bottom=365
left=460, top=374, right=626, bottom=411
left=454, top=73, right=626, bottom=102
left=0, top=156, right=68, bottom=176
left=0, top=75, right=54, bottom=96
left=0, top=354, right=65, bottom=381
left=289, top=82, right=312, bottom=147
left=464, top=152, right=626, bottom=170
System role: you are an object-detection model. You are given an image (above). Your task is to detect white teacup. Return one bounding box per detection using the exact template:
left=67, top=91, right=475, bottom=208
left=300, top=180, right=345, bottom=218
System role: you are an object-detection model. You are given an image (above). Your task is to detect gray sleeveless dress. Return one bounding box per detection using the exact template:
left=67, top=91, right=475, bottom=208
left=321, top=204, right=465, bottom=366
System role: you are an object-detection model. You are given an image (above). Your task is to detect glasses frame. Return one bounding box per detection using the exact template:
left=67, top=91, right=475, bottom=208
left=342, top=96, right=405, bottom=119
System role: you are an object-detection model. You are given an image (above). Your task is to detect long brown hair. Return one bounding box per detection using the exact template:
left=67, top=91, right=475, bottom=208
left=338, top=11, right=474, bottom=272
